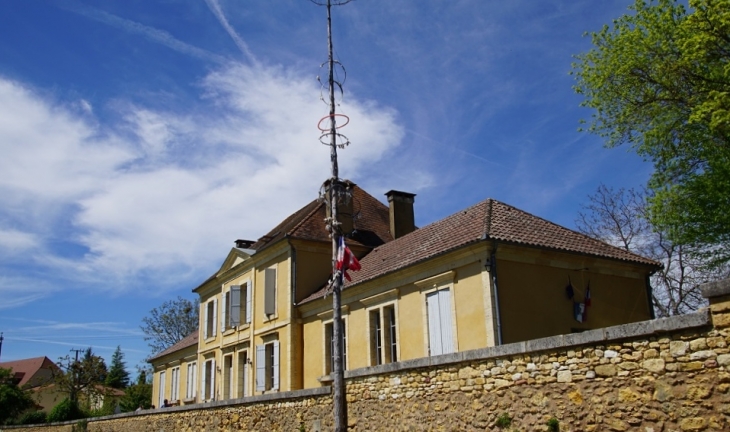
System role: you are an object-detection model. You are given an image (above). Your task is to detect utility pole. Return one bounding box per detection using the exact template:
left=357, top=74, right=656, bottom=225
left=0, top=332, right=4, bottom=361
left=70, top=348, right=83, bottom=403
left=310, top=0, right=352, bottom=430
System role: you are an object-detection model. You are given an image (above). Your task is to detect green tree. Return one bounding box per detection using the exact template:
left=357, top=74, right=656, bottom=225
left=572, top=0, right=730, bottom=264
left=105, top=346, right=130, bottom=389
left=118, top=370, right=152, bottom=412
left=52, top=348, right=108, bottom=408
left=0, top=367, right=35, bottom=425
left=141, top=296, right=199, bottom=355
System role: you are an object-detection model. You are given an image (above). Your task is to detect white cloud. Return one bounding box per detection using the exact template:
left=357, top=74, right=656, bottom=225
left=0, top=61, right=420, bottom=297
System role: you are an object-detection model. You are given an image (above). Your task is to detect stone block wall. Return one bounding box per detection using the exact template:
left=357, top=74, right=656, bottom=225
left=5, top=279, right=730, bottom=431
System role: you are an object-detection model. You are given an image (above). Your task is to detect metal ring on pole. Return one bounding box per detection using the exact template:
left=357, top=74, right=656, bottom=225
left=317, top=113, right=350, bottom=131
left=319, top=132, right=350, bottom=148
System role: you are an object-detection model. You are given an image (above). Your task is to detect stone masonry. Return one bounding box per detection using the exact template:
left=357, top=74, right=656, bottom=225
left=5, top=279, right=730, bottom=431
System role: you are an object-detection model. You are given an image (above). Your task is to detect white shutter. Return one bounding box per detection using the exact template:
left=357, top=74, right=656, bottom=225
left=203, top=303, right=209, bottom=339
left=221, top=291, right=228, bottom=331
left=210, top=359, right=216, bottom=400
left=212, top=298, right=218, bottom=337
left=191, top=363, right=197, bottom=400
left=272, top=340, right=280, bottom=391
left=158, top=371, right=166, bottom=408
left=201, top=362, right=206, bottom=401
left=245, top=280, right=252, bottom=324
left=243, top=360, right=250, bottom=397
left=255, top=345, right=265, bottom=392
left=230, top=285, right=241, bottom=327
left=426, top=291, right=443, bottom=356
left=438, top=289, right=455, bottom=354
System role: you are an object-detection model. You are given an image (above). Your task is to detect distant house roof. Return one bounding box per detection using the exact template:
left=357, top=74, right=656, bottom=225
left=0, top=356, right=58, bottom=388
left=148, top=331, right=199, bottom=363
left=250, top=182, right=393, bottom=252
left=300, top=198, right=661, bottom=304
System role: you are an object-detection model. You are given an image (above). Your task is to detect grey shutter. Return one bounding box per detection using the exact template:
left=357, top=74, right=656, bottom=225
left=221, top=292, right=228, bottom=331
left=272, top=341, right=280, bottom=391
left=265, top=268, right=276, bottom=316
left=230, top=285, right=241, bottom=327
left=245, top=281, right=252, bottom=324
left=255, top=345, right=265, bottom=392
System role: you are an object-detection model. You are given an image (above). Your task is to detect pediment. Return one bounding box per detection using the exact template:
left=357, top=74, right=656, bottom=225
left=217, top=248, right=253, bottom=275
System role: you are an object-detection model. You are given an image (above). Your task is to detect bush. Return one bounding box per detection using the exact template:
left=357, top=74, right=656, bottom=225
left=495, top=412, right=512, bottom=429
left=47, top=398, right=86, bottom=423
left=547, top=417, right=560, bottom=432
left=17, top=411, right=47, bottom=425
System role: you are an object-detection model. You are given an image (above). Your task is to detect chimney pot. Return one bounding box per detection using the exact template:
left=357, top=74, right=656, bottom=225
left=235, top=239, right=255, bottom=249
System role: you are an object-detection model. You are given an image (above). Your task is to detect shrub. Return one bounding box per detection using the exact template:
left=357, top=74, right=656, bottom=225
left=18, top=411, right=47, bottom=425
left=495, top=412, right=512, bottom=429
left=47, top=398, right=86, bottom=423
left=546, top=417, right=560, bottom=432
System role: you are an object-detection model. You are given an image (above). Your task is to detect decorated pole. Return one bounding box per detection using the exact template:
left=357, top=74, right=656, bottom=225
left=310, top=0, right=353, bottom=430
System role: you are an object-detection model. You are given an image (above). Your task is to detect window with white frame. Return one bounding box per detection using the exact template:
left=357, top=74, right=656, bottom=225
left=170, top=366, right=180, bottom=401
left=203, top=299, right=217, bottom=339
left=202, top=358, right=216, bottom=401
left=222, top=355, right=233, bottom=400
left=226, top=280, right=252, bottom=329
left=264, top=267, right=277, bottom=317
left=255, top=340, right=279, bottom=392
left=185, top=362, right=197, bottom=400
left=324, top=319, right=346, bottom=375
left=369, top=305, right=397, bottom=366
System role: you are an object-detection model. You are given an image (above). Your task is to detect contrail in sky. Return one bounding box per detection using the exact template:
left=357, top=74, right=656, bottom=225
left=204, top=0, right=259, bottom=67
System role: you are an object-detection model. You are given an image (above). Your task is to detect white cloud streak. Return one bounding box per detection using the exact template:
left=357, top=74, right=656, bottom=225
left=60, top=2, right=228, bottom=64
left=203, top=0, right=259, bottom=66
left=0, top=58, right=416, bottom=299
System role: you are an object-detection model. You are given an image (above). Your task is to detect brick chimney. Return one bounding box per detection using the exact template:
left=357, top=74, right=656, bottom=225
left=385, top=190, right=416, bottom=239
left=324, top=179, right=355, bottom=235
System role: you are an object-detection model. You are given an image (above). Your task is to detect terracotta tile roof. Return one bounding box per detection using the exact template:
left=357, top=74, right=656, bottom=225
left=147, top=331, right=199, bottom=362
left=250, top=182, right=393, bottom=252
left=0, top=356, right=58, bottom=388
left=299, top=198, right=661, bottom=304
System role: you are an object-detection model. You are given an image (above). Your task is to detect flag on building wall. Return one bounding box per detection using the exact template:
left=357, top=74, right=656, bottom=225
left=336, top=236, right=361, bottom=281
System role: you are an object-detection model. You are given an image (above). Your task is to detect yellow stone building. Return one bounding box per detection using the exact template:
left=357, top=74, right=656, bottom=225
left=150, top=180, right=659, bottom=404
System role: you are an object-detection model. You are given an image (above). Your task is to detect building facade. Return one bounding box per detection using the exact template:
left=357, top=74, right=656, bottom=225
left=150, top=181, right=659, bottom=404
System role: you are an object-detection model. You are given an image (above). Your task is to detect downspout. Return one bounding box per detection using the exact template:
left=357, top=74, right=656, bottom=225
left=490, top=247, right=504, bottom=346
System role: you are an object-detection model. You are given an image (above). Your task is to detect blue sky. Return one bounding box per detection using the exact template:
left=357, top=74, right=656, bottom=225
left=0, top=0, right=652, bottom=373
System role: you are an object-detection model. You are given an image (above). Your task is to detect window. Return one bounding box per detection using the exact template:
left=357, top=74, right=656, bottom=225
left=223, top=355, right=233, bottom=400
left=202, top=358, right=216, bottom=401
left=237, top=351, right=249, bottom=398
left=185, top=362, right=197, bottom=400
left=227, top=281, right=252, bottom=328
left=203, top=299, right=217, bottom=339
left=170, top=366, right=180, bottom=401
left=222, top=290, right=231, bottom=331
left=255, top=340, right=279, bottom=392
left=426, top=289, right=454, bottom=356
left=264, top=267, right=277, bottom=316
left=324, top=319, right=346, bottom=374
left=369, top=305, right=397, bottom=365
left=158, top=371, right=166, bottom=408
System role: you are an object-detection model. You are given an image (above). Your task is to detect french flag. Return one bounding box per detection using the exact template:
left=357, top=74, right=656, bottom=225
left=336, top=236, right=361, bottom=281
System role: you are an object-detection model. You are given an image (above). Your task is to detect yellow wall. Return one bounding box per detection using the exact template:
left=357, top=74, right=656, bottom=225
left=495, top=248, right=652, bottom=344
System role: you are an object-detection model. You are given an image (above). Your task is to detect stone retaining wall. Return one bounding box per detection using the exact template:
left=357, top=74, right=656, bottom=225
left=5, top=280, right=730, bottom=431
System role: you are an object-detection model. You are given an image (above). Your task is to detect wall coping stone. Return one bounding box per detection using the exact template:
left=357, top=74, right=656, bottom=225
left=701, top=278, right=730, bottom=299
left=344, top=311, right=709, bottom=380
